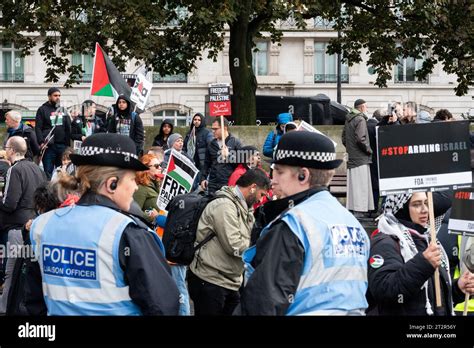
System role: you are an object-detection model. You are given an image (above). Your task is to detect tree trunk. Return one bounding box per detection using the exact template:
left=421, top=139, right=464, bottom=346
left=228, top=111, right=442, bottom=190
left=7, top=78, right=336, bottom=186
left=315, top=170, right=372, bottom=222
left=229, top=4, right=257, bottom=125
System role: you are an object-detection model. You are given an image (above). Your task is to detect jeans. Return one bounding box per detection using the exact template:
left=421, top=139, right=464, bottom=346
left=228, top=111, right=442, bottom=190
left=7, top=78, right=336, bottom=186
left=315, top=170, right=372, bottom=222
left=187, top=270, right=240, bottom=316
left=42, top=143, right=67, bottom=179
left=170, top=265, right=190, bottom=316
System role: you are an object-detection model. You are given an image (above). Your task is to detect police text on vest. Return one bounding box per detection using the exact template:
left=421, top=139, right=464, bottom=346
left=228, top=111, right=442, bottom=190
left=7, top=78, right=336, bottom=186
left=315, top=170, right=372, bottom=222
left=43, top=244, right=97, bottom=280
left=18, top=322, right=56, bottom=341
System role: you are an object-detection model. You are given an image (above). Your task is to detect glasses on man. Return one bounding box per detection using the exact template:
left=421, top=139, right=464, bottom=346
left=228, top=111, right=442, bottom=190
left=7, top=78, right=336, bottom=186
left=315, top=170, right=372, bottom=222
left=211, top=128, right=220, bottom=131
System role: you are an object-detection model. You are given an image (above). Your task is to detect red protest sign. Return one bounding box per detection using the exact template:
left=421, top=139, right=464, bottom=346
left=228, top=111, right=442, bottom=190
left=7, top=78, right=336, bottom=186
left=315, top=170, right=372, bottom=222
left=209, top=84, right=231, bottom=117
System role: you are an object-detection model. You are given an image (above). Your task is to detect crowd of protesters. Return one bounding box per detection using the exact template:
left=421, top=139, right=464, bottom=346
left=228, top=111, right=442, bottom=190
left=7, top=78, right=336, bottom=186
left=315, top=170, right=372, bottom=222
left=0, top=87, right=473, bottom=317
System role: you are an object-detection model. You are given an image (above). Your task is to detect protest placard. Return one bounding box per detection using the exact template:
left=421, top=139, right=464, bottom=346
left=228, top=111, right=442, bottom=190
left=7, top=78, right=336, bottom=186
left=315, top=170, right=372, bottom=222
left=448, top=189, right=474, bottom=236
left=157, top=150, right=199, bottom=210
left=377, top=121, right=472, bottom=196
left=130, top=73, right=153, bottom=110
left=208, top=83, right=231, bottom=117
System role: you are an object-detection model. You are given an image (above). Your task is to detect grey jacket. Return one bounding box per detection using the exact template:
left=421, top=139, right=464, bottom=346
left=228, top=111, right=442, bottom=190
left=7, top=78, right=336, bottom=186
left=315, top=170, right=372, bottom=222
left=189, top=186, right=255, bottom=291
left=342, top=110, right=372, bottom=169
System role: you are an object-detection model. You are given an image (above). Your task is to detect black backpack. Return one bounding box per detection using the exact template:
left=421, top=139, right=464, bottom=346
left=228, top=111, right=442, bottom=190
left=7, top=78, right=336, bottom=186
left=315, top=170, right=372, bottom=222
left=162, top=192, right=220, bottom=265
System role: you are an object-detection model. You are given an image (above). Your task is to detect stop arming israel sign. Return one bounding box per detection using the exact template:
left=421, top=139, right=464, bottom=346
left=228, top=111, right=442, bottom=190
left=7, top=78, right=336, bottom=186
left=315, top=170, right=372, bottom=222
left=448, top=189, right=474, bottom=236
left=209, top=83, right=231, bottom=117
left=157, top=150, right=199, bottom=211
left=377, top=121, right=472, bottom=196
left=130, top=73, right=152, bottom=110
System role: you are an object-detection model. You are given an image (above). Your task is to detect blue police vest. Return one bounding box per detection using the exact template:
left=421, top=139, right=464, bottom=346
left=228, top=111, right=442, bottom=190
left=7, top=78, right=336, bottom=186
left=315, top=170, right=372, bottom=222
left=31, top=204, right=164, bottom=316
left=243, top=190, right=370, bottom=315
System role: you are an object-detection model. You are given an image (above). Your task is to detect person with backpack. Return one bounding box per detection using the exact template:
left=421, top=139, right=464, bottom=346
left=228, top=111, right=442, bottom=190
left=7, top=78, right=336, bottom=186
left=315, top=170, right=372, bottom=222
left=262, top=112, right=293, bottom=158
left=187, top=169, right=271, bottom=315
left=106, top=94, right=144, bottom=156
left=5, top=110, right=40, bottom=162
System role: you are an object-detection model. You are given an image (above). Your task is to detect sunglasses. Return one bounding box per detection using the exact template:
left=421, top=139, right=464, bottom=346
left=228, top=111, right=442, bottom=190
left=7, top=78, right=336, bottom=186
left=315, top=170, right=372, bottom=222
left=149, top=163, right=162, bottom=169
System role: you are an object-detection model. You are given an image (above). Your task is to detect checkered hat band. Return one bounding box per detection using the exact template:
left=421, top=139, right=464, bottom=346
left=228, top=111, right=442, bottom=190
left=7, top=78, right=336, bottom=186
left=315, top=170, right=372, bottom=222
left=79, top=146, right=138, bottom=160
left=275, top=149, right=336, bottom=162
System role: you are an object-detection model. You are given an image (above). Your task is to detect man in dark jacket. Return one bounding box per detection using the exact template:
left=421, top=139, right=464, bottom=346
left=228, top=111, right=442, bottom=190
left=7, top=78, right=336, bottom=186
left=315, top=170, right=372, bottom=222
left=152, top=119, right=174, bottom=151
left=183, top=113, right=213, bottom=173
left=35, top=87, right=72, bottom=179
left=341, top=99, right=374, bottom=217
left=0, top=136, right=46, bottom=313
left=5, top=110, right=40, bottom=161
left=200, top=118, right=243, bottom=195
left=106, top=94, right=144, bottom=156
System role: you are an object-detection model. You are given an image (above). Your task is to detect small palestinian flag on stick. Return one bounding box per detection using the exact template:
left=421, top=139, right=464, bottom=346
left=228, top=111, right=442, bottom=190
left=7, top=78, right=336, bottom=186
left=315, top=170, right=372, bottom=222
left=90, top=43, right=131, bottom=98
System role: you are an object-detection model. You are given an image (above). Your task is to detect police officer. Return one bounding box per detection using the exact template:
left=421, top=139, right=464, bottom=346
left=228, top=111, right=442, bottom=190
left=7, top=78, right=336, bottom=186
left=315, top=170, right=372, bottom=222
left=29, top=133, right=179, bottom=315
left=236, top=131, right=370, bottom=315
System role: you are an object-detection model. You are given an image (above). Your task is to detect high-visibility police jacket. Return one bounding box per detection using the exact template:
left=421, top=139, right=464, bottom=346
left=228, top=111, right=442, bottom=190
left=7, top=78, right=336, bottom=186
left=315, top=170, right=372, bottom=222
left=243, top=190, right=370, bottom=315
left=31, top=204, right=165, bottom=316
left=454, top=235, right=474, bottom=313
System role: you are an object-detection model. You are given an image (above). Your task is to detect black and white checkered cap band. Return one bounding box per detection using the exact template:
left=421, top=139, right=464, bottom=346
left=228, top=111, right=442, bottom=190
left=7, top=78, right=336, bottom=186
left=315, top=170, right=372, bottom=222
left=275, top=149, right=337, bottom=162
left=79, top=146, right=138, bottom=160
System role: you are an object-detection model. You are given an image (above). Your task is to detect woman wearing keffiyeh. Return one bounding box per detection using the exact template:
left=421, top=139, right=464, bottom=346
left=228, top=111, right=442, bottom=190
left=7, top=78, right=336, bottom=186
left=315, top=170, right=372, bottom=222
left=367, top=193, right=474, bottom=315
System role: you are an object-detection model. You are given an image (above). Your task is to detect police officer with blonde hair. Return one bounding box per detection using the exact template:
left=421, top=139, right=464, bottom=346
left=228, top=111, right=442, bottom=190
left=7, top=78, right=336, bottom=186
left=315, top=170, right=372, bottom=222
left=28, top=133, right=179, bottom=315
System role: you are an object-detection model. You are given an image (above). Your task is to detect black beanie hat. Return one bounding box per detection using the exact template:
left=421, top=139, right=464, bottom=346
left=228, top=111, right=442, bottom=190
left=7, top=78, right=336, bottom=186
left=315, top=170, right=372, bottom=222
left=48, top=87, right=61, bottom=96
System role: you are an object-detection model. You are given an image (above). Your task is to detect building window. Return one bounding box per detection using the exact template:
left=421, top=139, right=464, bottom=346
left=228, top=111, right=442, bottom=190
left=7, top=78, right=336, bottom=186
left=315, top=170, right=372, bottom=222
left=395, top=56, right=428, bottom=83
left=152, top=73, right=187, bottom=83
left=72, top=52, right=94, bottom=82
left=252, top=42, right=268, bottom=76
left=314, top=42, right=348, bottom=83
left=0, top=43, right=24, bottom=82
left=153, top=109, right=190, bottom=127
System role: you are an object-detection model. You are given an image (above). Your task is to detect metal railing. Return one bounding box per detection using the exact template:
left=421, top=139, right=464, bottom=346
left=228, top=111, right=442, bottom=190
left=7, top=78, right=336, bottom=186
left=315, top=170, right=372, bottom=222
left=394, top=75, right=429, bottom=84
left=77, top=74, right=92, bottom=83
left=0, top=73, right=24, bottom=82
left=314, top=74, right=349, bottom=83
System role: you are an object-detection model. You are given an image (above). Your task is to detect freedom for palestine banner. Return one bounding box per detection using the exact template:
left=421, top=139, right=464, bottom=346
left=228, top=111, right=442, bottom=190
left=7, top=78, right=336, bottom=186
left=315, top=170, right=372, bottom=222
left=157, top=150, right=199, bottom=211
left=90, top=43, right=131, bottom=99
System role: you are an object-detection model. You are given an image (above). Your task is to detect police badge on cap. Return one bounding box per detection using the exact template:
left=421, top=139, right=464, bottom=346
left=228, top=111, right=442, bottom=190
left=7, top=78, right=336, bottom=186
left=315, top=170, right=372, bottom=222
left=273, top=131, right=342, bottom=169
left=70, top=133, right=148, bottom=171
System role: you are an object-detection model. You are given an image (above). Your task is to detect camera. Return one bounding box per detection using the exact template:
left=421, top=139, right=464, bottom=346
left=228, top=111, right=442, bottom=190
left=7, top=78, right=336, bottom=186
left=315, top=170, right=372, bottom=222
left=387, top=103, right=396, bottom=116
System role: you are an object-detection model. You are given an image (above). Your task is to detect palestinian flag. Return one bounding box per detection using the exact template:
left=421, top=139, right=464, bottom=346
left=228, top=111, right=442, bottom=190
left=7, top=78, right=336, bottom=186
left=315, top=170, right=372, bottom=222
left=166, top=153, right=196, bottom=192
left=90, top=43, right=131, bottom=98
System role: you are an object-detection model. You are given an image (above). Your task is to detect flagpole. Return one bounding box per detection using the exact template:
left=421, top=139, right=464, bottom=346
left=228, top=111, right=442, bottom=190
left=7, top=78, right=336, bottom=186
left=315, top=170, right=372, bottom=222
left=89, top=43, right=99, bottom=98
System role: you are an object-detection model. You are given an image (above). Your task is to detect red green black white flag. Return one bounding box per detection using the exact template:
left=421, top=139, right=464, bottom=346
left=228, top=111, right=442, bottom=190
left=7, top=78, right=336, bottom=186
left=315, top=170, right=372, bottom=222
left=90, top=43, right=131, bottom=98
